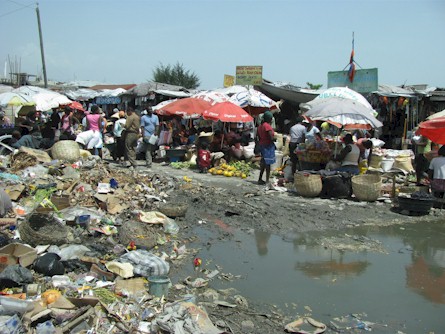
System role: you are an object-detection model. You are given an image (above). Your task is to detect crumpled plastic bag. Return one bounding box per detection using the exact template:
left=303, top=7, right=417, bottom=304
left=119, top=250, right=169, bottom=277
left=139, top=211, right=170, bottom=224
left=49, top=244, right=91, bottom=261
left=152, top=302, right=224, bottom=334
left=33, top=253, right=65, bottom=277
left=0, top=265, right=33, bottom=287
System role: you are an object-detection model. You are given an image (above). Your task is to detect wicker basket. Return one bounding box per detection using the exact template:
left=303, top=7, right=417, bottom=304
left=19, top=213, right=69, bottom=247
left=51, top=140, right=81, bottom=162
left=351, top=174, right=382, bottom=202
left=294, top=173, right=322, bottom=197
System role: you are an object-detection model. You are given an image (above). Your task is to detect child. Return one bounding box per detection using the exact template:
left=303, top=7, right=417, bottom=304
left=197, top=142, right=211, bottom=173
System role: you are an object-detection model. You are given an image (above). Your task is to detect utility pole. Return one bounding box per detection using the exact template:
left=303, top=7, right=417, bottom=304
left=36, top=2, right=48, bottom=87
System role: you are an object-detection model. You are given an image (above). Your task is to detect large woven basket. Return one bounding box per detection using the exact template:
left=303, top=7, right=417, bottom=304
left=51, top=140, right=81, bottom=162
left=294, top=173, right=322, bottom=197
left=352, top=174, right=382, bottom=202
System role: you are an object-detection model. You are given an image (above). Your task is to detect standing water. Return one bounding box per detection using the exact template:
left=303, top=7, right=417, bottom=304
left=183, top=220, right=445, bottom=333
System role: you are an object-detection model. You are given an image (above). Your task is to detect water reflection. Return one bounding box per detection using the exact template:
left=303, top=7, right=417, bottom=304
left=406, top=256, right=445, bottom=304
left=296, top=259, right=370, bottom=278
left=254, top=230, right=271, bottom=256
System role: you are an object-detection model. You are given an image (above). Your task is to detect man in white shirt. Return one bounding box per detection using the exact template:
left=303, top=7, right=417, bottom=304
left=428, top=145, right=445, bottom=198
left=289, top=117, right=307, bottom=174
left=140, top=106, right=159, bottom=168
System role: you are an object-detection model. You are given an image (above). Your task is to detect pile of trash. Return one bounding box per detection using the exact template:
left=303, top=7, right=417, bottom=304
left=0, top=145, right=247, bottom=333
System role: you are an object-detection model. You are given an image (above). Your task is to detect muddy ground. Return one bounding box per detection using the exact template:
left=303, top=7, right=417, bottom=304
left=117, top=161, right=445, bottom=333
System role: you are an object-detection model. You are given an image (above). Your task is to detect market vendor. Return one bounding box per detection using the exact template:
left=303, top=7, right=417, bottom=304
left=333, top=133, right=360, bottom=174
left=289, top=116, right=306, bottom=174
left=357, top=138, right=373, bottom=165
left=428, top=145, right=445, bottom=198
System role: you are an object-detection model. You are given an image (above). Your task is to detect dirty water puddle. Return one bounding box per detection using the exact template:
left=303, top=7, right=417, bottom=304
left=177, top=220, right=445, bottom=333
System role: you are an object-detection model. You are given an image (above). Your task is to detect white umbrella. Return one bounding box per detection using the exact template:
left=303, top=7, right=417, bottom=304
left=13, top=85, right=49, bottom=97
left=214, top=85, right=248, bottom=96
left=427, top=109, right=445, bottom=120
left=32, top=92, right=72, bottom=111
left=315, top=86, right=373, bottom=110
left=304, top=97, right=382, bottom=130
left=152, top=99, right=178, bottom=115
left=0, top=92, right=34, bottom=107
left=229, top=88, right=277, bottom=109
left=191, top=90, right=229, bottom=105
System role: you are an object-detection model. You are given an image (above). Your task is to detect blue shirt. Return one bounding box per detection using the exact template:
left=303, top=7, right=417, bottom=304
left=140, top=114, right=159, bottom=137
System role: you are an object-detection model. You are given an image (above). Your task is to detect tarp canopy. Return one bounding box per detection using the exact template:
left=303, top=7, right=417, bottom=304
left=124, top=81, right=188, bottom=97
left=372, top=84, right=418, bottom=97
left=154, top=89, right=190, bottom=98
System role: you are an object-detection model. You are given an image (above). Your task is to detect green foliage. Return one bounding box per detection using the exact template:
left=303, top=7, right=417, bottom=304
left=306, top=82, right=323, bottom=90
left=152, top=62, right=201, bottom=89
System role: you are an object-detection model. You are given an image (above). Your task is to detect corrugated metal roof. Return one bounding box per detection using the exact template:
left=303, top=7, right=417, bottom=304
left=89, top=84, right=136, bottom=91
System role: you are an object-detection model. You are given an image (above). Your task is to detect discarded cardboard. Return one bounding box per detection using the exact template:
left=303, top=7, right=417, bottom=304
left=115, top=278, right=147, bottom=297
left=35, top=195, right=71, bottom=213
left=94, top=194, right=128, bottom=214
left=48, top=296, right=76, bottom=310
left=4, top=184, right=25, bottom=201
left=0, top=243, right=37, bottom=272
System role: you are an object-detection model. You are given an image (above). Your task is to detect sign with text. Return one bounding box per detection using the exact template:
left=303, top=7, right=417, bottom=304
left=236, top=66, right=263, bottom=86
left=95, top=96, right=121, bottom=105
left=224, top=74, right=235, bottom=87
left=328, top=68, right=378, bottom=93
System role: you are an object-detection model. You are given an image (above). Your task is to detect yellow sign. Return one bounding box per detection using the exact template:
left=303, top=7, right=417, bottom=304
left=236, top=66, right=263, bottom=86
left=223, top=74, right=235, bottom=87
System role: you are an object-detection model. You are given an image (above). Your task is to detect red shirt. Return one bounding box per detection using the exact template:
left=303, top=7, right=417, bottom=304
left=198, top=149, right=211, bottom=168
left=257, top=122, right=274, bottom=145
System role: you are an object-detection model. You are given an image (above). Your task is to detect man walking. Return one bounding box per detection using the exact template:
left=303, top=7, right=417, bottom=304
left=140, top=106, right=159, bottom=168
left=124, top=107, right=140, bottom=169
left=289, top=116, right=307, bottom=175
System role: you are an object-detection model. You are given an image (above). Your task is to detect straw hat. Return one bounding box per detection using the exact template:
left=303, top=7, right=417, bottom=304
left=111, top=112, right=120, bottom=119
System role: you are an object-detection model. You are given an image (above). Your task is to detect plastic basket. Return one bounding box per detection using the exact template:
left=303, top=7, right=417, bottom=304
left=351, top=174, right=382, bottom=202
left=397, top=196, right=433, bottom=214
left=294, top=173, right=322, bottom=197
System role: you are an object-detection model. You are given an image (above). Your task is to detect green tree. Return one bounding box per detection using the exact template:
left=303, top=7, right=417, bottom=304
left=152, top=62, right=200, bottom=89
left=306, top=82, right=323, bottom=90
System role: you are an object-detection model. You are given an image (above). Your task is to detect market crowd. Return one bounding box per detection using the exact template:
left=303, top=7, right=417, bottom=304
left=1, top=100, right=445, bottom=200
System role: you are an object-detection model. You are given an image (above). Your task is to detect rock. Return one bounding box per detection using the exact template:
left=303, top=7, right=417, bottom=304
left=241, top=320, right=255, bottom=332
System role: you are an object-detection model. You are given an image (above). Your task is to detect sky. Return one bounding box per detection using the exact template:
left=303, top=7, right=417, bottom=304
left=1, top=0, right=445, bottom=90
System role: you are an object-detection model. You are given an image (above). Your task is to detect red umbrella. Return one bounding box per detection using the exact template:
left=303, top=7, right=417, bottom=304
left=202, top=101, right=254, bottom=123
left=160, top=97, right=213, bottom=118
left=417, top=117, right=445, bottom=144
left=69, top=101, right=85, bottom=112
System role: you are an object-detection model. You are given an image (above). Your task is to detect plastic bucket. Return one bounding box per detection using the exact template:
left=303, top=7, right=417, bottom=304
left=271, top=151, right=283, bottom=171
left=148, top=276, right=170, bottom=298
left=148, top=135, right=158, bottom=145
left=381, top=158, right=394, bottom=172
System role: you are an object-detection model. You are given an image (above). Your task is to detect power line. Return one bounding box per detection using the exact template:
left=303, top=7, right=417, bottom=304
left=0, top=0, right=34, bottom=19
